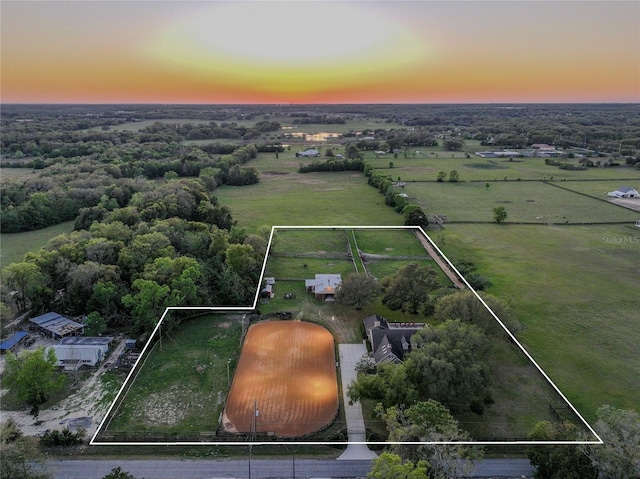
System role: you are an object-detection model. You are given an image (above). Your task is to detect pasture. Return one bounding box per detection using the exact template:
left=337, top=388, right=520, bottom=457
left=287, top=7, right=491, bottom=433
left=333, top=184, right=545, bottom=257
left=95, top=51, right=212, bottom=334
left=214, top=170, right=403, bottom=230
left=260, top=227, right=587, bottom=439
left=437, top=223, right=640, bottom=420
left=405, top=181, right=639, bottom=224
left=218, top=136, right=640, bottom=427
left=1, top=220, right=75, bottom=268
left=365, top=155, right=640, bottom=182
left=103, top=314, right=242, bottom=437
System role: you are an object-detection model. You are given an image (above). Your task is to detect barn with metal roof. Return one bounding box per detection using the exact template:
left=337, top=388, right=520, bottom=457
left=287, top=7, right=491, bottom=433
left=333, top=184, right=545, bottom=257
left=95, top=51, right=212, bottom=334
left=29, top=312, right=84, bottom=339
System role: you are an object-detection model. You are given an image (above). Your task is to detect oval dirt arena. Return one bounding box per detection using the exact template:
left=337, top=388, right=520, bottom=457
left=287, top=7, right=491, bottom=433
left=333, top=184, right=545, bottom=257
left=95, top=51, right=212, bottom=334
left=223, top=321, right=338, bottom=438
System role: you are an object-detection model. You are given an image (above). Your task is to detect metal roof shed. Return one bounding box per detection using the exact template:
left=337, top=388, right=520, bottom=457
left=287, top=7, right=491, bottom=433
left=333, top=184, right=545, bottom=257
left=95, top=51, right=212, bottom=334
left=29, top=312, right=84, bottom=339
left=0, top=331, right=28, bottom=354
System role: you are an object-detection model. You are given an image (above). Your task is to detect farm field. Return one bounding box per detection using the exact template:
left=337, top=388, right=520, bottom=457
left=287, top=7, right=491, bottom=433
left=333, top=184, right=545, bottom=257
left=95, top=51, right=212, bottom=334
left=556, top=179, right=640, bottom=199
left=405, top=180, right=640, bottom=224
left=437, top=223, right=640, bottom=420
left=214, top=170, right=403, bottom=230
left=3, top=108, right=638, bottom=451
left=364, top=155, right=640, bottom=182
left=219, top=142, right=640, bottom=428
left=0, top=220, right=75, bottom=267
left=223, top=321, right=338, bottom=438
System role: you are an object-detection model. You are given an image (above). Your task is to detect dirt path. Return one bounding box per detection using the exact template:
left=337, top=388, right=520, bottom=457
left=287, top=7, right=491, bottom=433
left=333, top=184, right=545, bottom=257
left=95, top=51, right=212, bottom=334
left=0, top=338, right=127, bottom=438
left=413, top=230, right=467, bottom=289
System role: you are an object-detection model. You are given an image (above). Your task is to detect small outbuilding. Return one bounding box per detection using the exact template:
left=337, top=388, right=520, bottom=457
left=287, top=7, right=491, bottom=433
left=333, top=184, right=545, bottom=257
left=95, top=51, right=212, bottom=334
left=305, top=274, right=342, bottom=301
left=0, top=331, right=28, bottom=355
left=50, top=336, right=114, bottom=369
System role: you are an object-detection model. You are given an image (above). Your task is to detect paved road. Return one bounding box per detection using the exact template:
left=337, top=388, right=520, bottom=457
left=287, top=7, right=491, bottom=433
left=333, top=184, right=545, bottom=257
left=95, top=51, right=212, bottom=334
left=41, top=457, right=535, bottom=478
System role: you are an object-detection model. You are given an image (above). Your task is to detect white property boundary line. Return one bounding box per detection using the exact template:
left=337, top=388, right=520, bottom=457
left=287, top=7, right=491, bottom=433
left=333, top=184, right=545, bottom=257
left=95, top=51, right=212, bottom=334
left=91, top=225, right=603, bottom=446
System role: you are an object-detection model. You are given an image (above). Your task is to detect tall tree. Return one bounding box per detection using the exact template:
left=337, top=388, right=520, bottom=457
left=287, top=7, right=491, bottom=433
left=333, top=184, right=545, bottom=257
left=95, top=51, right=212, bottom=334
left=434, top=290, right=520, bottom=336
left=335, top=273, right=380, bottom=309
left=376, top=400, right=482, bottom=478
left=403, top=205, right=429, bottom=228
left=581, top=405, right=640, bottom=479
left=1, top=262, right=46, bottom=312
left=493, top=206, right=507, bottom=224
left=1, top=418, right=51, bottom=479
left=348, top=361, right=419, bottom=410
left=381, top=263, right=439, bottom=314
left=407, top=320, right=492, bottom=413
left=122, top=279, right=170, bottom=334
left=368, top=452, right=429, bottom=479
left=225, top=243, right=258, bottom=276
left=3, top=348, right=64, bottom=418
left=527, top=421, right=597, bottom=479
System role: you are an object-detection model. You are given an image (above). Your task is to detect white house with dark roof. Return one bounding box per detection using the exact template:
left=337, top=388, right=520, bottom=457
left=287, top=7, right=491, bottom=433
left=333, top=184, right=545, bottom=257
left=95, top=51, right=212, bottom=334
left=607, top=186, right=640, bottom=198
left=305, top=274, right=341, bottom=301
left=363, top=315, right=423, bottom=364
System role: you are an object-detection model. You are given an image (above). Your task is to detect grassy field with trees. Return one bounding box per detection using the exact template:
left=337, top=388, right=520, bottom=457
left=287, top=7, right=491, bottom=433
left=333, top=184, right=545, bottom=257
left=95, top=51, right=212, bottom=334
left=1, top=104, right=638, bottom=469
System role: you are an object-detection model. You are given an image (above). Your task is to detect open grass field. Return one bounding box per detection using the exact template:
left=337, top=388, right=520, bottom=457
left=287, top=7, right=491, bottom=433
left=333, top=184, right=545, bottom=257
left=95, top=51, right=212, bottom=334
left=405, top=181, right=639, bottom=224
left=223, top=320, right=338, bottom=438
left=265, top=256, right=355, bottom=281
left=104, top=314, right=242, bottom=436
left=437, top=223, right=640, bottom=421
left=270, top=229, right=349, bottom=255
left=365, top=155, right=640, bottom=182
left=0, top=167, right=41, bottom=180
left=215, top=170, right=403, bottom=231
left=353, top=228, right=431, bottom=257
left=1, top=220, right=75, bottom=268
left=555, top=179, right=640, bottom=198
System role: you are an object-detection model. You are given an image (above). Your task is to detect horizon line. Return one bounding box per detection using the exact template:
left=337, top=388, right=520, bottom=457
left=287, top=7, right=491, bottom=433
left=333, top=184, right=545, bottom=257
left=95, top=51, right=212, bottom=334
left=2, top=101, right=639, bottom=107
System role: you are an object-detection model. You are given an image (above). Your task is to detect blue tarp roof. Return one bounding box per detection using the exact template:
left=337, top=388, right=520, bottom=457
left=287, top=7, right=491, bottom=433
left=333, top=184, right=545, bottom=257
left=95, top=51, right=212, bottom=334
left=0, top=331, right=28, bottom=351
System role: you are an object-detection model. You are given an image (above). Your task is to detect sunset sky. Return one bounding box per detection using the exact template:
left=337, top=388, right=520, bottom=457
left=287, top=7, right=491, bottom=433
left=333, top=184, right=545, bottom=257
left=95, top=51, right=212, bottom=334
left=1, top=1, right=638, bottom=104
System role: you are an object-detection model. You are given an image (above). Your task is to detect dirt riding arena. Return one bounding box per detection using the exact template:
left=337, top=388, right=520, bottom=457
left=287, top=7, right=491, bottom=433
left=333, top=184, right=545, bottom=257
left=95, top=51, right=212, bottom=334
left=223, top=321, right=338, bottom=438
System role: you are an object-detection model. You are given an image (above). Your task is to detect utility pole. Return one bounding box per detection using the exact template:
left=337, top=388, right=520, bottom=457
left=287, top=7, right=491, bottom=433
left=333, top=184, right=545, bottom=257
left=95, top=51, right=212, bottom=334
left=249, top=399, right=258, bottom=479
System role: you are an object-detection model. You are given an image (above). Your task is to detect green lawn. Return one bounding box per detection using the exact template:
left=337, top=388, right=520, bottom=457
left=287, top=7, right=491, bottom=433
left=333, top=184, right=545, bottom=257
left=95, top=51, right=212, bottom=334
left=105, top=314, right=242, bottom=436
left=1, top=220, right=75, bottom=269
left=265, top=256, right=355, bottom=280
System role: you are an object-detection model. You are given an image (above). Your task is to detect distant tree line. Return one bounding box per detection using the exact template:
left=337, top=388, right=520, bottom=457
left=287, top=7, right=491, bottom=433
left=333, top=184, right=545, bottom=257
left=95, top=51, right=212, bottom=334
left=1, top=144, right=259, bottom=233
